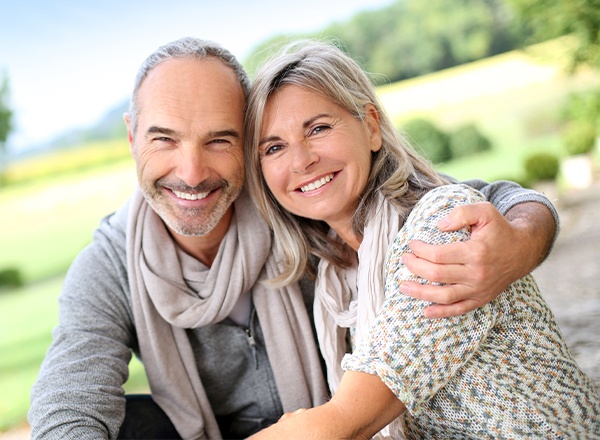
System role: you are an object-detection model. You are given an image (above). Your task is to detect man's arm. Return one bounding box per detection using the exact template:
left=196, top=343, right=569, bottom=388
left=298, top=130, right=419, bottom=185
left=401, top=179, right=559, bottom=319
left=28, top=226, right=134, bottom=439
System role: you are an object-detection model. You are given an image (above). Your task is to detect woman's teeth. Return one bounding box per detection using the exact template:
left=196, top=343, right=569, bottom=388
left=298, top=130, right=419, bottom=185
left=300, top=174, right=334, bottom=193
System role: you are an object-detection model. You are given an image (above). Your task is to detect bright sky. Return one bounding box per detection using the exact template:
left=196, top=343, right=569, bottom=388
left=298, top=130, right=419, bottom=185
left=1, top=0, right=393, bottom=153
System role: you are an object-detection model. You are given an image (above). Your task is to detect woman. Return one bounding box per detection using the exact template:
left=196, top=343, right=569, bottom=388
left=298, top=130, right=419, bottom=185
left=244, top=40, right=600, bottom=438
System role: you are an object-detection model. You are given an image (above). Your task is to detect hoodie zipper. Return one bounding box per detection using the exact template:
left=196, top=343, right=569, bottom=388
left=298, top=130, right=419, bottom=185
left=245, top=308, right=258, bottom=369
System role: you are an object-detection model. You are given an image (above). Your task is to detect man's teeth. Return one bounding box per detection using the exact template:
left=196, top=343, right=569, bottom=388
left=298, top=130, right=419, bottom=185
left=173, top=190, right=210, bottom=200
left=300, top=174, right=334, bottom=193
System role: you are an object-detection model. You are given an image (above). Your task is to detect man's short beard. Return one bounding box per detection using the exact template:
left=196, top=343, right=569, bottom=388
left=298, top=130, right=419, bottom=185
left=165, top=192, right=238, bottom=236
left=141, top=178, right=243, bottom=237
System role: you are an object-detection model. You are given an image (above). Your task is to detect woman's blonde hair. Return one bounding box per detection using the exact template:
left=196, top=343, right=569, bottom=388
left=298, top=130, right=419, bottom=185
left=245, top=39, right=448, bottom=286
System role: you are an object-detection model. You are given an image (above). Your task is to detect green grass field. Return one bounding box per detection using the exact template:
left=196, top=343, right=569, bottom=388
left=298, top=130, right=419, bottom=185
left=0, top=39, right=598, bottom=433
left=0, top=158, right=136, bottom=283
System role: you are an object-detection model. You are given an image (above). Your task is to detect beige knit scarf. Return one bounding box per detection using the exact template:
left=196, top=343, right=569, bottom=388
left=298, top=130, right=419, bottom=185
left=126, top=187, right=328, bottom=439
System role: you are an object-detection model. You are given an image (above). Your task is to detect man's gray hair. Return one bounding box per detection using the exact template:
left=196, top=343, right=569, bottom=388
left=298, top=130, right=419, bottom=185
left=128, top=36, right=250, bottom=135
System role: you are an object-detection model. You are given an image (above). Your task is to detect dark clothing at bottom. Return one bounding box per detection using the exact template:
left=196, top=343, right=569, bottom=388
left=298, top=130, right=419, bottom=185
left=117, top=395, right=181, bottom=439
left=117, top=394, right=276, bottom=440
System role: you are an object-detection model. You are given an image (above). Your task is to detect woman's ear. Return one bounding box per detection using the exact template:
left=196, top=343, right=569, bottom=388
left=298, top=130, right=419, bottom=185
left=364, top=104, right=382, bottom=152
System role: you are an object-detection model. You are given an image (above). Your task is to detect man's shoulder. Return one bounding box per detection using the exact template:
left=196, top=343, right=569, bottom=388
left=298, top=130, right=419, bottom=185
left=90, top=197, right=131, bottom=252
left=64, top=198, right=131, bottom=292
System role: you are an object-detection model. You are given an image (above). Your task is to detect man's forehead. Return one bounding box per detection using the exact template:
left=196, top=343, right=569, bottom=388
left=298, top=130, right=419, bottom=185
left=134, top=58, right=244, bottom=136
left=141, top=57, right=240, bottom=92
left=137, top=58, right=245, bottom=114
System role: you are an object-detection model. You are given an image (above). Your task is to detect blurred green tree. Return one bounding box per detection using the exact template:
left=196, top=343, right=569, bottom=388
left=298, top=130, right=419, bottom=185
left=0, top=72, right=13, bottom=183
left=506, top=0, right=600, bottom=67
left=243, top=0, right=524, bottom=83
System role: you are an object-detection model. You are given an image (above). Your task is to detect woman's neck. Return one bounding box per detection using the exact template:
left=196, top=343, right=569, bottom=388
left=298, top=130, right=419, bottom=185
left=329, top=222, right=362, bottom=252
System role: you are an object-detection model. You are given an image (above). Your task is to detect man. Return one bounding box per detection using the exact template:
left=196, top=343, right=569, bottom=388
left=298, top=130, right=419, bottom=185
left=29, top=37, right=558, bottom=439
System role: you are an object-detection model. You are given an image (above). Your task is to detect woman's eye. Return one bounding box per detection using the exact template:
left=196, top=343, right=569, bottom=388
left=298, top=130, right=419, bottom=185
left=312, top=125, right=330, bottom=135
left=264, top=144, right=284, bottom=156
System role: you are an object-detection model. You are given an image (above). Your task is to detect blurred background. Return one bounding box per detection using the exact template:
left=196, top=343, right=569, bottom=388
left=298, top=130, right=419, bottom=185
left=1, top=0, right=599, bottom=437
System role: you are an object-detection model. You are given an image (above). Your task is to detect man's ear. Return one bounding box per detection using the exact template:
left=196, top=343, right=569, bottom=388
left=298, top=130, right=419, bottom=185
left=123, top=113, right=135, bottom=156
left=364, top=104, right=382, bottom=153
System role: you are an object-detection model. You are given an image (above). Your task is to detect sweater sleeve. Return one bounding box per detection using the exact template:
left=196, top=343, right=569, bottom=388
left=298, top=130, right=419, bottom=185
left=462, top=178, right=559, bottom=219
left=28, top=212, right=136, bottom=440
left=458, top=177, right=560, bottom=257
left=342, top=185, right=500, bottom=413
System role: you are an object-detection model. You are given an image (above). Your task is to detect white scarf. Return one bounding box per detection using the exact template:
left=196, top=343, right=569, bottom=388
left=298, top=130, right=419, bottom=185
left=313, top=193, right=401, bottom=439
left=127, top=187, right=328, bottom=439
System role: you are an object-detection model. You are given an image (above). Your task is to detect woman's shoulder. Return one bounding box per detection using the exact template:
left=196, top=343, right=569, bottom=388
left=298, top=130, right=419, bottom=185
left=402, top=184, right=485, bottom=230
left=421, top=183, right=485, bottom=206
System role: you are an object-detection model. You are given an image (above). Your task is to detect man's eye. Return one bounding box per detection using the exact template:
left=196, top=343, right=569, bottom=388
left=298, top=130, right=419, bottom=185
left=209, top=139, right=233, bottom=148
left=155, top=137, right=173, bottom=143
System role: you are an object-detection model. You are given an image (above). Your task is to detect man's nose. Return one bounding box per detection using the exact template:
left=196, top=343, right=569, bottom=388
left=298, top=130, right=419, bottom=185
left=176, top=146, right=210, bottom=187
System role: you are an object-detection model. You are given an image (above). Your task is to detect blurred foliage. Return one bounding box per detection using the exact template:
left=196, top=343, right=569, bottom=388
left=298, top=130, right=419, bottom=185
left=0, top=73, right=11, bottom=145
left=0, top=268, right=22, bottom=290
left=401, top=118, right=494, bottom=164
left=524, top=152, right=560, bottom=182
left=401, top=117, right=452, bottom=163
left=0, top=72, right=13, bottom=178
left=562, top=120, right=597, bottom=156
left=506, top=0, right=600, bottom=67
left=448, top=124, right=493, bottom=159
left=561, top=87, right=600, bottom=124
left=244, top=0, right=526, bottom=82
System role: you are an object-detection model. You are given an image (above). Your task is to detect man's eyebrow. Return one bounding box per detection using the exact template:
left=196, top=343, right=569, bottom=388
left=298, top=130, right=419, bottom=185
left=146, top=126, right=179, bottom=137
left=208, top=129, right=241, bottom=139
left=144, top=127, right=241, bottom=139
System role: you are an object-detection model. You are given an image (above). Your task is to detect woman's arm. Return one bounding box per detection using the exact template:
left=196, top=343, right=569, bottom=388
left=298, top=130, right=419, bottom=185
left=251, top=185, right=496, bottom=439
left=249, top=371, right=405, bottom=440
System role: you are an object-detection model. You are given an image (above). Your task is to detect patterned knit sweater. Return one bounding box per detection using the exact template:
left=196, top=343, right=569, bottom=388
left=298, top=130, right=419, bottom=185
left=343, top=184, right=600, bottom=439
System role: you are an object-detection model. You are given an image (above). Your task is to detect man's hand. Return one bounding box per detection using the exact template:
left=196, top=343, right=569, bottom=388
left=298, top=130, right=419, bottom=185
left=399, top=201, right=556, bottom=319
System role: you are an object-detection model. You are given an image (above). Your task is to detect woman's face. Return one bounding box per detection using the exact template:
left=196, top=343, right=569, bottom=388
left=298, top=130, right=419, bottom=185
left=258, top=85, right=381, bottom=234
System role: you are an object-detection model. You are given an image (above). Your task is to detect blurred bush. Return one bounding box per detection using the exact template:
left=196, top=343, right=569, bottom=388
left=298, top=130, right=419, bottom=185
left=401, top=117, right=452, bottom=163
left=524, top=152, right=560, bottom=183
left=448, top=123, right=492, bottom=158
left=562, top=120, right=597, bottom=156
left=0, top=268, right=23, bottom=290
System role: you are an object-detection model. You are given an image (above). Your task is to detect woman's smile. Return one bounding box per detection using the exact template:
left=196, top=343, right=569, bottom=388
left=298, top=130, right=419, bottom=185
left=297, top=172, right=336, bottom=193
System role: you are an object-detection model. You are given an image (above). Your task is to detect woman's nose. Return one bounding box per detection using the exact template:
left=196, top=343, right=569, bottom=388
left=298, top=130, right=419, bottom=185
left=290, top=142, right=318, bottom=173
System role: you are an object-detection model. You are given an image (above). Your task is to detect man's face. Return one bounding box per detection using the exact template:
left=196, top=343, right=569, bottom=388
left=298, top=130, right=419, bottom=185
left=126, top=57, right=245, bottom=238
